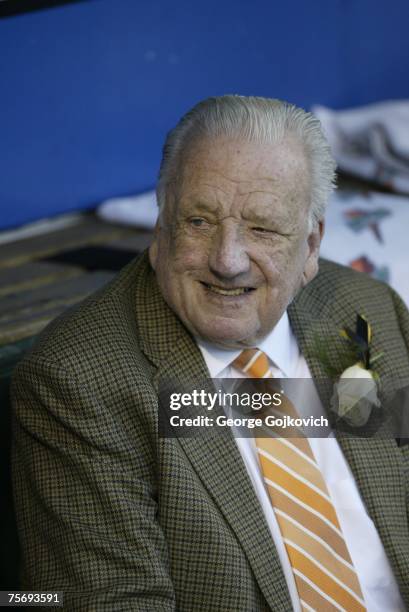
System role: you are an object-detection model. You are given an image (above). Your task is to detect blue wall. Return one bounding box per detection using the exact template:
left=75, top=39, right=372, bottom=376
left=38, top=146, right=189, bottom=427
left=1, top=0, right=409, bottom=230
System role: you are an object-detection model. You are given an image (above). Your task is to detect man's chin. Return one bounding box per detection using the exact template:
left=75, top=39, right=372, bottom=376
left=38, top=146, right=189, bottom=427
left=195, top=320, right=260, bottom=350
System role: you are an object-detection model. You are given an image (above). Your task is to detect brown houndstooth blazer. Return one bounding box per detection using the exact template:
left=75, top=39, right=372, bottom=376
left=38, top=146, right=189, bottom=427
left=11, top=251, right=409, bottom=611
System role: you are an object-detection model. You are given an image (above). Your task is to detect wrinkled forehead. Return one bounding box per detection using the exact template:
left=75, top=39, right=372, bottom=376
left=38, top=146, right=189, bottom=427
left=171, top=136, right=311, bottom=214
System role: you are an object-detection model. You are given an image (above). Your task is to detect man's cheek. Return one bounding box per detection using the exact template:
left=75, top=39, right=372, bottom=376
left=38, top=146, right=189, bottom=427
left=174, top=246, right=206, bottom=270
left=256, top=250, right=288, bottom=280
left=172, top=235, right=208, bottom=265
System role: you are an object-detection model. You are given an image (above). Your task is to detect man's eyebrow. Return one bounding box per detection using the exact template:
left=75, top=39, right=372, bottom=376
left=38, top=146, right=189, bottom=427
left=180, top=200, right=219, bottom=214
left=242, top=201, right=289, bottom=225
left=243, top=211, right=277, bottom=225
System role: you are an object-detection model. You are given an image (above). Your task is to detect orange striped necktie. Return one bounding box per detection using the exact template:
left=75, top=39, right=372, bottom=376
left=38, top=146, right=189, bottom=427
left=232, top=348, right=366, bottom=612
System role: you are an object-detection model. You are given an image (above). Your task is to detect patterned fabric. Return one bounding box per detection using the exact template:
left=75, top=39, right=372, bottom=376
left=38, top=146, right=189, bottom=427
left=320, top=190, right=409, bottom=307
left=11, top=251, right=409, bottom=611
left=233, top=349, right=366, bottom=611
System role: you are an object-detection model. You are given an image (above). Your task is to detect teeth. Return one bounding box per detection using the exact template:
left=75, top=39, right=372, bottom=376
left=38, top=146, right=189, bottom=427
left=205, top=284, right=250, bottom=296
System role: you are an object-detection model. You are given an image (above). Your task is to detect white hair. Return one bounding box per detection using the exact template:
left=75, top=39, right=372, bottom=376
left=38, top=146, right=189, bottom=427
left=156, top=95, right=336, bottom=226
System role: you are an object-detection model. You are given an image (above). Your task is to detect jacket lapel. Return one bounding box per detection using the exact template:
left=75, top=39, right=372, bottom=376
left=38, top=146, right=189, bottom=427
left=159, top=341, right=293, bottom=610
left=134, top=256, right=292, bottom=609
left=288, top=281, right=409, bottom=604
left=135, top=253, right=409, bottom=606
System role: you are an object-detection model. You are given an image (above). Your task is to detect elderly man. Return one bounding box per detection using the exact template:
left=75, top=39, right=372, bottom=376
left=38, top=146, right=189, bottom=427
left=12, top=96, right=409, bottom=611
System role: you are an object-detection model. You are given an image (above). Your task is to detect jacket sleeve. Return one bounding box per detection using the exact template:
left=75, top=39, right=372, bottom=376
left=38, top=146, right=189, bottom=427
left=390, top=287, right=409, bottom=511
left=11, top=354, right=176, bottom=611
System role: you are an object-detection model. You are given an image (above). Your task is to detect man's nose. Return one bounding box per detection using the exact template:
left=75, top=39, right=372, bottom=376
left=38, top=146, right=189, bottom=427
left=208, top=223, right=250, bottom=279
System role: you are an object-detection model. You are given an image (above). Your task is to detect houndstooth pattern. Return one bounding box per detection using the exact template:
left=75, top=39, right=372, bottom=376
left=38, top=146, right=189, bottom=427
left=11, top=251, right=409, bottom=610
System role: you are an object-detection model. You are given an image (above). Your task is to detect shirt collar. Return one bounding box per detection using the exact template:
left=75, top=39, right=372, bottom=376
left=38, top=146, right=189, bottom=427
left=196, top=311, right=299, bottom=378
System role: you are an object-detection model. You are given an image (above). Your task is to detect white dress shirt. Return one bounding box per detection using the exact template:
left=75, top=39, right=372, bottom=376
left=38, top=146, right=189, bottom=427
left=196, top=312, right=404, bottom=612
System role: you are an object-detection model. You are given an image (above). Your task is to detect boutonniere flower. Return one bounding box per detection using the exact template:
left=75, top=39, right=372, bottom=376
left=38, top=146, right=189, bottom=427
left=330, top=314, right=383, bottom=427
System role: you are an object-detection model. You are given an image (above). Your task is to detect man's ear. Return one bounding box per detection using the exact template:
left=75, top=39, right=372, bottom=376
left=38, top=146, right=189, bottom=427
left=302, top=220, right=325, bottom=287
left=148, top=221, right=161, bottom=270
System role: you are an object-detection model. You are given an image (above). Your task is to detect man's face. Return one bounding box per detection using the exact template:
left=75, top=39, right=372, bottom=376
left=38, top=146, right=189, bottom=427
left=149, top=137, right=323, bottom=349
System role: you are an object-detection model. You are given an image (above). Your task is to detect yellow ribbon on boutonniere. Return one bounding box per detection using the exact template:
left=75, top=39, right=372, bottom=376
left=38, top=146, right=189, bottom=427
left=330, top=314, right=383, bottom=427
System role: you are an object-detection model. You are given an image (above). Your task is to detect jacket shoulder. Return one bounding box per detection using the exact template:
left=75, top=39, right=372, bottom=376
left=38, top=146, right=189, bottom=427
left=293, top=258, right=409, bottom=352
left=317, top=257, right=393, bottom=294
left=301, top=258, right=402, bottom=313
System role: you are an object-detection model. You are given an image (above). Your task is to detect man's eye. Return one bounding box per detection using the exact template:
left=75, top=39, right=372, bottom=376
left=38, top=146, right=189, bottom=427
left=252, top=227, right=271, bottom=233
left=190, top=218, right=207, bottom=228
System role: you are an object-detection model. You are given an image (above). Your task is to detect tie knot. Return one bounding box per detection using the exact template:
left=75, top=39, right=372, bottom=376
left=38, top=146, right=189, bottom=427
left=232, top=348, right=272, bottom=378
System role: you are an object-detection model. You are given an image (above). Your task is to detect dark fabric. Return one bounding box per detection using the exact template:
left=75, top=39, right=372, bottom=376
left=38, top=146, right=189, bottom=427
left=11, top=251, right=409, bottom=610
left=0, top=376, right=20, bottom=590
left=0, top=336, right=37, bottom=591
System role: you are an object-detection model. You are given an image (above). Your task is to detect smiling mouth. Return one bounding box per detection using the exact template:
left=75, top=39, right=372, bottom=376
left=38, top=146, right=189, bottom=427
left=200, top=282, right=255, bottom=296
